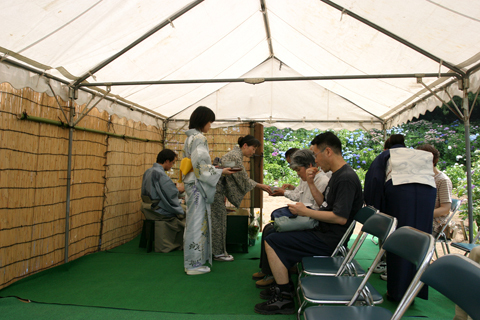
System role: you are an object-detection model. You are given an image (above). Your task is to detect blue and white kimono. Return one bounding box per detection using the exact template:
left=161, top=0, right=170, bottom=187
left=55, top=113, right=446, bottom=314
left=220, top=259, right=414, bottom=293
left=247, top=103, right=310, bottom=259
left=183, top=129, right=223, bottom=269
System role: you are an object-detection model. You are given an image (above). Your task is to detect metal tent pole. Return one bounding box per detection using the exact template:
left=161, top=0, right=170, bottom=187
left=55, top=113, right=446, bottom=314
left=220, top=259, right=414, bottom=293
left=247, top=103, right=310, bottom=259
left=65, top=99, right=74, bottom=263
left=79, top=72, right=459, bottom=87
left=260, top=0, right=274, bottom=57
left=463, top=86, right=474, bottom=243
left=318, top=0, right=465, bottom=77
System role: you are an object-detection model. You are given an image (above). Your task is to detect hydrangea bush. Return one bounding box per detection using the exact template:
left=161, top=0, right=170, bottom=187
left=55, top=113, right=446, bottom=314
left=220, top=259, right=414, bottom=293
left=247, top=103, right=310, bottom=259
left=263, top=120, right=480, bottom=227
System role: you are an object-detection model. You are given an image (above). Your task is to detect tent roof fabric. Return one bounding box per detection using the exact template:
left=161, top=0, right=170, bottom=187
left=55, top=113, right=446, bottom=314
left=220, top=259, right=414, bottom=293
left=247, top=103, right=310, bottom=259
left=1, top=0, right=479, bottom=130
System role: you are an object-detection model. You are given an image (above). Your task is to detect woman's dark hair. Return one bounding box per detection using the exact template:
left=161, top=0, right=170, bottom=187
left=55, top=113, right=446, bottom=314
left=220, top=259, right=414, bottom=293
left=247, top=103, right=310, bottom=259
left=285, top=148, right=300, bottom=159
left=416, top=143, right=440, bottom=166
left=157, top=149, right=177, bottom=164
left=188, top=106, right=216, bottom=131
left=383, top=138, right=392, bottom=150
left=389, top=134, right=406, bottom=147
left=238, top=135, right=261, bottom=148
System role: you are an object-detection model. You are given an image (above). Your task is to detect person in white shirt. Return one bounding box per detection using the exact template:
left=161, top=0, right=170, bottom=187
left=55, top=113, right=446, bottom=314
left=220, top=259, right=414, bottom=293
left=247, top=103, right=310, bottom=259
left=253, top=149, right=331, bottom=289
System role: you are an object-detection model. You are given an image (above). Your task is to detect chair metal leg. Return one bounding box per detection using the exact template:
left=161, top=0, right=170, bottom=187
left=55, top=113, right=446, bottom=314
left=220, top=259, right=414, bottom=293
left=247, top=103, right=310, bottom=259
left=445, top=242, right=451, bottom=254
left=296, top=263, right=304, bottom=306
left=441, top=242, right=447, bottom=255
left=296, top=282, right=302, bottom=307
left=297, top=300, right=307, bottom=320
left=434, top=246, right=439, bottom=259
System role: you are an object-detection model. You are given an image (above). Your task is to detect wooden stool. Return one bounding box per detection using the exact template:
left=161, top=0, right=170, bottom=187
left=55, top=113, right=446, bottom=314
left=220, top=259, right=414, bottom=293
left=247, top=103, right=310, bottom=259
left=139, top=220, right=155, bottom=253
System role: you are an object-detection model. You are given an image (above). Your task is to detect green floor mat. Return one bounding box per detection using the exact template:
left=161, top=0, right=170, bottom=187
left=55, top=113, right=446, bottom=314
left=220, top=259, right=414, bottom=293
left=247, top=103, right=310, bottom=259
left=0, top=234, right=457, bottom=319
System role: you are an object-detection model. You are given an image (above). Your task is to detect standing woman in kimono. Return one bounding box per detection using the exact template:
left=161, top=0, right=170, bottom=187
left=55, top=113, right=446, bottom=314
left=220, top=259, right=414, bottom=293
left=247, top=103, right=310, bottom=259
left=211, top=135, right=272, bottom=261
left=364, top=134, right=436, bottom=301
left=181, top=106, right=234, bottom=275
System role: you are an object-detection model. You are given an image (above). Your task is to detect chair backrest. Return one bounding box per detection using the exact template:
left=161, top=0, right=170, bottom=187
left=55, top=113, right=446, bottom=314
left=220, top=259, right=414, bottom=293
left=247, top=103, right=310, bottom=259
left=384, top=227, right=435, bottom=320
left=436, top=198, right=463, bottom=241
left=383, top=227, right=434, bottom=268
left=337, top=213, right=396, bottom=278
left=451, top=198, right=462, bottom=213
left=330, top=206, right=378, bottom=257
left=346, top=213, right=397, bottom=304
left=361, top=212, right=397, bottom=243
left=421, top=254, right=480, bottom=320
left=354, top=206, right=378, bottom=224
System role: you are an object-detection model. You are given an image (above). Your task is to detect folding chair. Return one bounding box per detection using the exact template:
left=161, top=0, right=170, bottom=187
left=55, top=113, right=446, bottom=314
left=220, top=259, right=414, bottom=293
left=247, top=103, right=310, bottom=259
left=303, top=253, right=479, bottom=320
left=452, top=227, right=480, bottom=256
left=298, top=206, right=378, bottom=280
left=297, top=213, right=397, bottom=320
left=434, top=198, right=463, bottom=258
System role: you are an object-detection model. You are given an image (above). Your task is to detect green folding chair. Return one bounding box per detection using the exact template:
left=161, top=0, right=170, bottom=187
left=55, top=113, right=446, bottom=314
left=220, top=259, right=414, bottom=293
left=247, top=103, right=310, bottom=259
left=297, top=212, right=397, bottom=320
left=303, top=252, right=479, bottom=320
left=434, top=198, right=463, bottom=258
left=298, top=206, right=378, bottom=280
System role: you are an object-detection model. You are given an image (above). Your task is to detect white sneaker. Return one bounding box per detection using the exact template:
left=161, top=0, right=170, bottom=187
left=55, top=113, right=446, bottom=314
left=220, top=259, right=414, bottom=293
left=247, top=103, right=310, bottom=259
left=214, top=254, right=234, bottom=261
left=185, top=266, right=211, bottom=275
left=380, top=272, right=388, bottom=281
left=373, top=261, right=387, bottom=274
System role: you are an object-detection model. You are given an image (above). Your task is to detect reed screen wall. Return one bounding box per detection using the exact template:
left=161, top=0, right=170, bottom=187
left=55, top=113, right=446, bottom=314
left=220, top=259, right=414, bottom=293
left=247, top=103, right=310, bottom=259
left=0, top=83, right=255, bottom=290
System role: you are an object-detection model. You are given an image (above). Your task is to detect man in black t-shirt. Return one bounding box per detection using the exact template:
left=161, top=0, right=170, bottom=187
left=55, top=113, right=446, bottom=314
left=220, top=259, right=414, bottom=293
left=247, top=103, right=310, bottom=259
left=254, top=132, right=363, bottom=315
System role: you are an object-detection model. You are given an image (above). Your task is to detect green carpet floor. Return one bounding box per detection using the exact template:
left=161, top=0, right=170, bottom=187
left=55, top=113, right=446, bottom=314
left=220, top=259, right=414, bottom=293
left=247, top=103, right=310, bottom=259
left=0, top=234, right=456, bottom=320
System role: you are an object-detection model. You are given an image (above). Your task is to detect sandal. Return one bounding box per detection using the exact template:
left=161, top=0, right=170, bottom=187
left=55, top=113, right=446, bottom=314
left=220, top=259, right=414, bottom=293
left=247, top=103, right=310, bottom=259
left=214, top=254, right=234, bottom=261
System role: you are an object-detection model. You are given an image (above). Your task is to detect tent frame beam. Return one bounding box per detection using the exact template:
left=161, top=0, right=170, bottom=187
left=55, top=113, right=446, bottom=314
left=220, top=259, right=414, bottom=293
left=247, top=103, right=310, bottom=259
left=78, top=72, right=459, bottom=87
left=259, top=0, right=274, bottom=57
left=417, top=79, right=463, bottom=119
left=1, top=57, right=166, bottom=121
left=169, top=118, right=384, bottom=124
left=71, top=0, right=205, bottom=87
left=319, top=0, right=465, bottom=77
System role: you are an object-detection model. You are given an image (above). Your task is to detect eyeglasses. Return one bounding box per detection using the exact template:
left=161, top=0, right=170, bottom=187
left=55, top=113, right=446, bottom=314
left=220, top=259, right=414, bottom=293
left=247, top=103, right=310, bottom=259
left=313, top=147, right=327, bottom=157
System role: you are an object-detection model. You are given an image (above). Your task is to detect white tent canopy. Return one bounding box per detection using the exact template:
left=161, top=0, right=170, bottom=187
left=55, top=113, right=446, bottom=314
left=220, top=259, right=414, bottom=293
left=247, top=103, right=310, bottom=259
left=1, top=0, right=480, bottom=245
left=1, top=0, right=480, bottom=131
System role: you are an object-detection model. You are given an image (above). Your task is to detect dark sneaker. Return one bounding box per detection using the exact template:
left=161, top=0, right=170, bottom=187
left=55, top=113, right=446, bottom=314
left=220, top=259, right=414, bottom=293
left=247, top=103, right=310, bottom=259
left=259, top=286, right=276, bottom=300
left=254, top=286, right=295, bottom=315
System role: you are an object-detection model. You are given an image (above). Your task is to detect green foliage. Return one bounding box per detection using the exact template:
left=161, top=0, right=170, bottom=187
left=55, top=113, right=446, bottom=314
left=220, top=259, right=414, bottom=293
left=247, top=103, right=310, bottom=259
left=355, top=168, right=367, bottom=189
left=263, top=119, right=480, bottom=227
left=454, top=160, right=480, bottom=228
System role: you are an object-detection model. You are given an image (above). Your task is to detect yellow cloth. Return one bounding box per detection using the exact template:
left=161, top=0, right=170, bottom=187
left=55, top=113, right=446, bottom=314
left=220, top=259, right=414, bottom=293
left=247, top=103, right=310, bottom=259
left=178, top=157, right=193, bottom=183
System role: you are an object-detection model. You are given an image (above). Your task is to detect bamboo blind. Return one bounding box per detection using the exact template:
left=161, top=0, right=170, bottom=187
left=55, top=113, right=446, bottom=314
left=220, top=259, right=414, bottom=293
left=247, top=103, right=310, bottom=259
left=0, top=83, right=70, bottom=289
left=99, top=115, right=162, bottom=251
left=0, top=82, right=257, bottom=290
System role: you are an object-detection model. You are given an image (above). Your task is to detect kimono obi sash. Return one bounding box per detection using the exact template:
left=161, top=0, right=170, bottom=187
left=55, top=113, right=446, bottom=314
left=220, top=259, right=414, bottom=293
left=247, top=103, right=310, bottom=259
left=179, top=157, right=193, bottom=183
left=389, top=148, right=435, bottom=188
